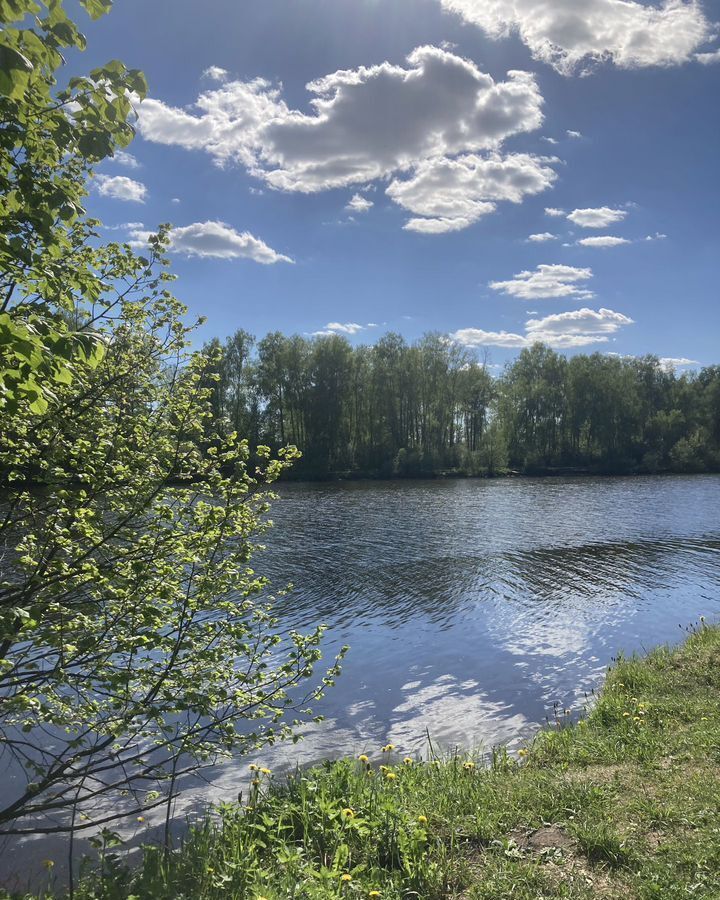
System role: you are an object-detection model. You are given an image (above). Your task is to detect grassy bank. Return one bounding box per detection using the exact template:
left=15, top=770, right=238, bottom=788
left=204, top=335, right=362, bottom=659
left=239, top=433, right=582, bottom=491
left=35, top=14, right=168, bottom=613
left=14, top=623, right=720, bottom=900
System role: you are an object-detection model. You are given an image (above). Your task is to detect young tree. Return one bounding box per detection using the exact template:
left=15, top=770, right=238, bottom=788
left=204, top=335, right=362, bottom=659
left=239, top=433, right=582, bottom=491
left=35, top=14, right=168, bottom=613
left=0, top=1, right=343, bottom=839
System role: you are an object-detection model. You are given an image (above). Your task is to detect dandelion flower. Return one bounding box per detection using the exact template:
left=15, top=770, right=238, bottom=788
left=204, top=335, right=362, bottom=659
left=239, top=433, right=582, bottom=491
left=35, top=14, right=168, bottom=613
left=622, top=712, right=630, bottom=718
left=252, top=778, right=261, bottom=786
left=385, top=772, right=397, bottom=781
left=137, top=816, right=145, bottom=823
left=358, top=754, right=369, bottom=764
left=418, top=815, right=428, bottom=824
left=518, top=749, right=528, bottom=758
left=382, top=744, right=395, bottom=753
left=249, top=764, right=259, bottom=772
left=369, top=892, right=381, bottom=897
left=42, top=860, right=54, bottom=869
left=633, top=716, right=642, bottom=722
left=463, top=761, right=475, bottom=770
left=260, top=767, right=272, bottom=776
left=340, top=873, right=352, bottom=882
left=403, top=757, right=413, bottom=766
left=342, top=808, right=355, bottom=819
left=379, top=765, right=389, bottom=773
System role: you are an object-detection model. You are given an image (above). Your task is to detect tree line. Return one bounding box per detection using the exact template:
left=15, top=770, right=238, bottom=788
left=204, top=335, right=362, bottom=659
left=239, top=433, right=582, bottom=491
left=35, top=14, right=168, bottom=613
left=203, top=333, right=720, bottom=478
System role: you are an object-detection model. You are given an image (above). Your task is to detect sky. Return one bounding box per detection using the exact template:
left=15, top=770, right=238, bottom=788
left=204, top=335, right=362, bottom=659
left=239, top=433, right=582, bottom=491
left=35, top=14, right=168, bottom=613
left=72, top=0, right=719, bottom=369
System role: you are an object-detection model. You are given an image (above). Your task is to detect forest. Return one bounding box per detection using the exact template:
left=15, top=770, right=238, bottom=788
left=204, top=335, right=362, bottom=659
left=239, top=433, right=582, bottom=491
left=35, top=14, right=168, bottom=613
left=202, top=331, right=720, bottom=479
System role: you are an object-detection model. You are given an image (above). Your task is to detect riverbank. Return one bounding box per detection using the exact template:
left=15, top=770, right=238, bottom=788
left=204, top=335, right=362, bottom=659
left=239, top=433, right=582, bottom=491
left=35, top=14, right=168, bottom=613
left=12, top=621, right=719, bottom=899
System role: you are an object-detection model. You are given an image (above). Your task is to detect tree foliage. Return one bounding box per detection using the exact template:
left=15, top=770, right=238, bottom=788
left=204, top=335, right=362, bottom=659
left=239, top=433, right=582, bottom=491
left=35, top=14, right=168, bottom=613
left=205, top=333, right=720, bottom=479
left=0, top=1, right=343, bottom=839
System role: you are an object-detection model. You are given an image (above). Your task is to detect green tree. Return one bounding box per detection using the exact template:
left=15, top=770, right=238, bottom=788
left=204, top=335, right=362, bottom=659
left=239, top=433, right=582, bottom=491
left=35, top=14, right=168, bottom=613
left=0, top=1, right=343, bottom=839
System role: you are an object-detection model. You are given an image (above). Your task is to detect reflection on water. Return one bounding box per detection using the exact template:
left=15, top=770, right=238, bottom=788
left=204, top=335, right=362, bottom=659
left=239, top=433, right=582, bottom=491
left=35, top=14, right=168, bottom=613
left=4, top=475, right=720, bottom=884
left=199, top=474, right=720, bottom=802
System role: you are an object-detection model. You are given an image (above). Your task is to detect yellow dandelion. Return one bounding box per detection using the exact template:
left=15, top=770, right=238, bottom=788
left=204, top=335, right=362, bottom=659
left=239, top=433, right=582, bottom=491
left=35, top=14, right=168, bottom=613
left=622, top=712, right=631, bottom=717
left=136, top=816, right=145, bottom=823
left=633, top=716, right=642, bottom=722
left=260, top=767, right=272, bottom=776
left=418, top=815, right=428, bottom=824
left=42, top=860, right=54, bottom=869
left=369, top=892, right=381, bottom=898
left=358, top=754, right=369, bottom=764
left=385, top=772, right=397, bottom=781
left=382, top=743, right=395, bottom=753
left=249, top=764, right=259, bottom=772
left=403, top=757, right=413, bottom=766
left=252, top=778, right=261, bottom=786
left=340, top=873, right=352, bottom=882
left=342, top=808, right=355, bottom=819
left=463, top=761, right=475, bottom=770
left=518, top=749, right=528, bottom=758
left=379, top=764, right=389, bottom=773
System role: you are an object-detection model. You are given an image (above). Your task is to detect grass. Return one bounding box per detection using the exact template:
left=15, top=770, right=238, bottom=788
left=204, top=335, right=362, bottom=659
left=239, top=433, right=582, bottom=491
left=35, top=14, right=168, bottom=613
left=10, top=621, right=720, bottom=899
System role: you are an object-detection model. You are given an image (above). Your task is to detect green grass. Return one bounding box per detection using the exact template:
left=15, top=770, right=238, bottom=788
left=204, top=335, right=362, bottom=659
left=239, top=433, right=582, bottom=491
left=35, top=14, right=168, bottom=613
left=11, top=621, right=720, bottom=899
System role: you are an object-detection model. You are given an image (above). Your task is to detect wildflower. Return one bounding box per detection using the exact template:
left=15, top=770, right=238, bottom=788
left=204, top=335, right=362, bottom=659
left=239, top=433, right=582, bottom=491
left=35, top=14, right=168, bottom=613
left=385, top=772, right=397, bottom=781
left=342, top=808, right=355, bottom=819
left=417, top=815, right=428, bottom=824
left=137, top=816, right=145, bottom=823
left=369, top=892, right=381, bottom=897
left=382, top=743, right=395, bottom=753
left=340, top=873, right=352, bottom=882
left=633, top=716, right=642, bottom=722
left=249, top=764, right=259, bottom=772
left=379, top=764, right=389, bottom=773
left=358, top=754, right=369, bottom=764
left=403, top=757, right=413, bottom=766
left=518, top=749, right=528, bottom=758
left=463, top=761, right=475, bottom=771
left=260, top=767, right=272, bottom=776
left=42, top=860, right=54, bottom=869
left=622, top=712, right=630, bottom=717
left=252, top=778, right=261, bottom=786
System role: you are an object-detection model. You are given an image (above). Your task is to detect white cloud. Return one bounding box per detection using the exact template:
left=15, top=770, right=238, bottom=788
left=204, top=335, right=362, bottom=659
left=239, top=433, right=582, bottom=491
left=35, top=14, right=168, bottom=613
left=490, top=263, right=594, bottom=299
left=202, top=66, right=229, bottom=82
left=527, top=231, right=557, bottom=242
left=438, top=0, right=712, bottom=74
left=545, top=206, right=565, bottom=217
left=171, top=197, right=181, bottom=204
left=346, top=193, right=374, bottom=213
left=452, top=307, right=633, bottom=349
left=95, top=174, right=147, bottom=203
left=696, top=48, right=720, bottom=63
left=577, top=235, right=631, bottom=247
left=312, top=322, right=376, bottom=336
left=541, top=136, right=558, bottom=144
left=111, top=150, right=140, bottom=168
left=138, top=46, right=547, bottom=230
left=387, top=151, right=557, bottom=233
left=645, top=231, right=667, bottom=240
left=566, top=129, right=582, bottom=138
left=658, top=357, right=699, bottom=370
left=567, top=206, right=627, bottom=228
left=127, top=221, right=292, bottom=264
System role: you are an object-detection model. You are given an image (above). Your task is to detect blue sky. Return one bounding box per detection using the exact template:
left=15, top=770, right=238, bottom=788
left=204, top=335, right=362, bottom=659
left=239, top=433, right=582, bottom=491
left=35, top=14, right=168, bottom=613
left=73, top=0, right=719, bottom=369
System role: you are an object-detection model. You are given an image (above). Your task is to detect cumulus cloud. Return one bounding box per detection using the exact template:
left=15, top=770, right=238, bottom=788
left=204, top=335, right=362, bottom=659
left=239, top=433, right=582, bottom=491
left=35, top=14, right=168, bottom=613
left=111, top=150, right=140, bottom=169
left=567, top=206, right=628, bottom=228
left=490, top=263, right=594, bottom=300
left=577, top=235, right=631, bottom=247
left=566, top=129, right=582, bottom=138
left=95, top=174, right=147, bottom=202
left=138, top=46, right=550, bottom=231
left=527, top=231, right=557, bottom=242
left=438, top=0, right=712, bottom=74
left=127, top=221, right=292, bottom=264
left=202, top=66, right=229, bottom=82
left=452, top=307, right=633, bottom=349
left=545, top=207, right=565, bottom=217
left=387, top=152, right=557, bottom=233
left=346, top=193, right=374, bottom=213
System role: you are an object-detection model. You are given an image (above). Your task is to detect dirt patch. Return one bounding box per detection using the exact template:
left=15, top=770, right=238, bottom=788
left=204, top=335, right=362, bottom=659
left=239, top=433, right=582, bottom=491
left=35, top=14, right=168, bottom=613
left=513, top=825, right=575, bottom=853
